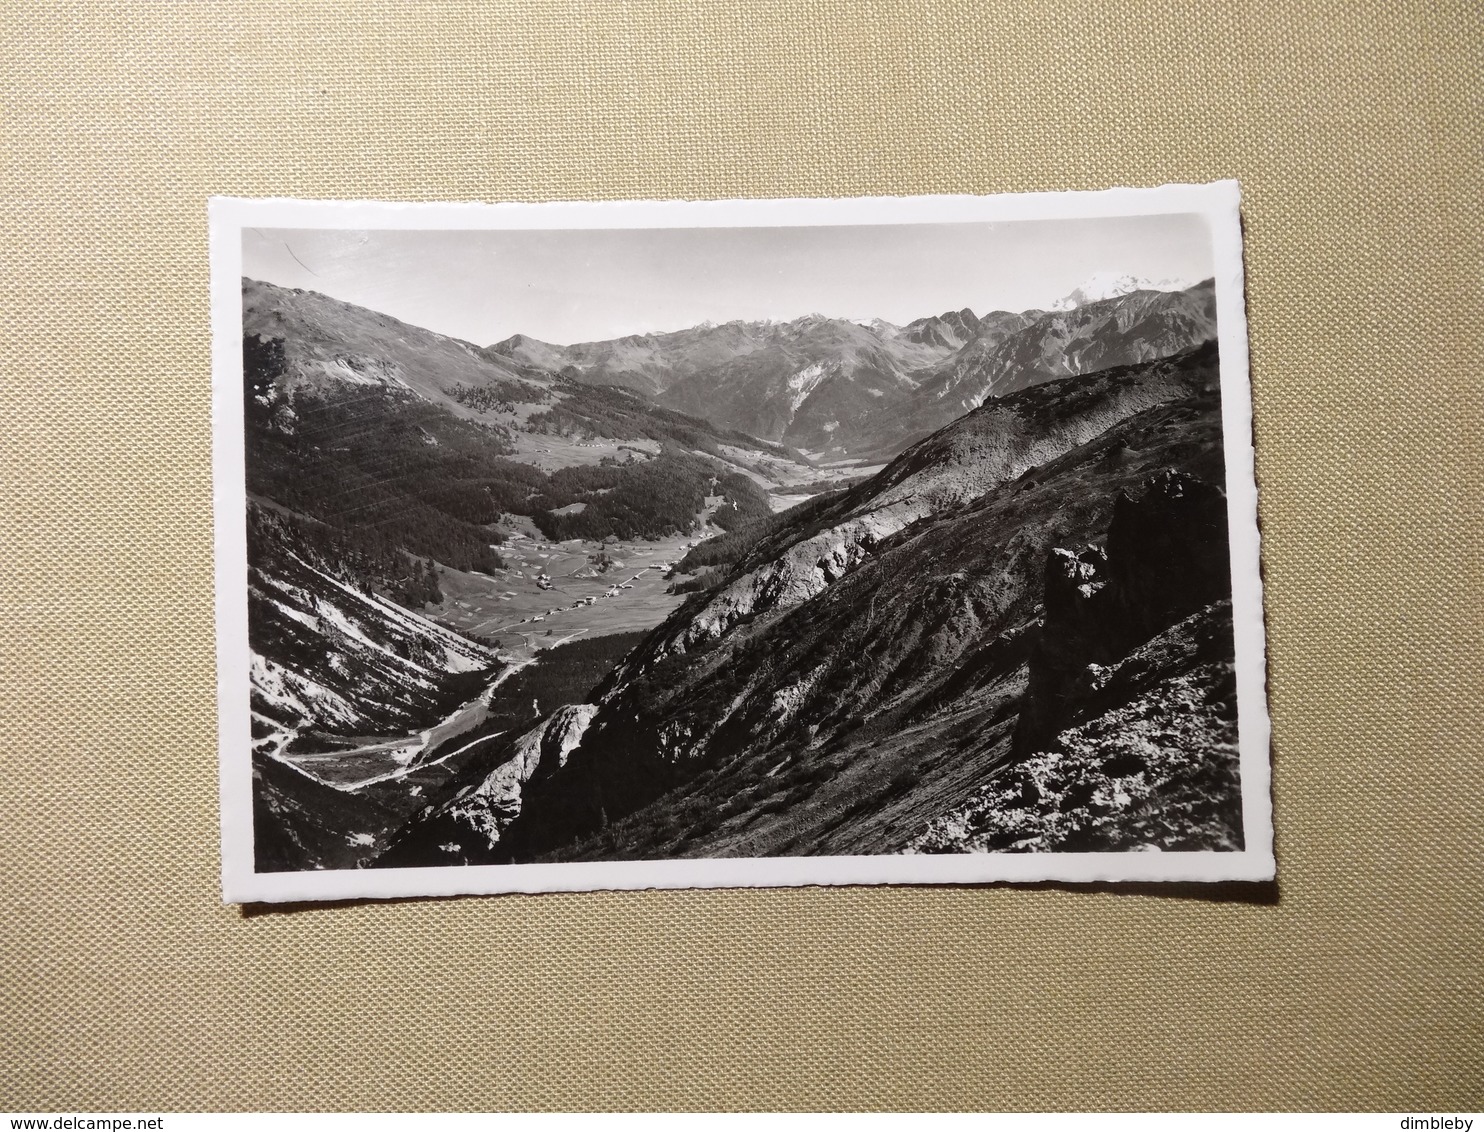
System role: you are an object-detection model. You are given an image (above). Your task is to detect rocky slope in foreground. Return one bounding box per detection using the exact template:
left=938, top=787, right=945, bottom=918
left=382, top=340, right=1242, bottom=865
left=912, top=472, right=1240, bottom=853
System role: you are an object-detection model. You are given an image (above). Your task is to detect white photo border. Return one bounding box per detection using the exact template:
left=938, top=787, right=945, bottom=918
left=210, top=182, right=1273, bottom=903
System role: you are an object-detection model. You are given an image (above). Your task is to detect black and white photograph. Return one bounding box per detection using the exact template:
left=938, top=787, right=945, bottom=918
left=211, top=185, right=1272, bottom=902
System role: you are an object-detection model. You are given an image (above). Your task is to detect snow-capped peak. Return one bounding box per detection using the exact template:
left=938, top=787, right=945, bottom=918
left=1051, top=272, right=1190, bottom=311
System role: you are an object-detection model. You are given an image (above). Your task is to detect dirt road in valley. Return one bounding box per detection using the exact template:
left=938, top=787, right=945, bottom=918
left=272, top=629, right=585, bottom=791
left=265, top=523, right=715, bottom=793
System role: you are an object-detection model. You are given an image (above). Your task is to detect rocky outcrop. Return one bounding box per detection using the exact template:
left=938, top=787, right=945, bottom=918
left=908, top=606, right=1242, bottom=853
left=911, top=469, right=1242, bottom=854
left=1013, top=469, right=1232, bottom=756
left=378, top=703, right=599, bottom=866
left=439, top=704, right=599, bottom=848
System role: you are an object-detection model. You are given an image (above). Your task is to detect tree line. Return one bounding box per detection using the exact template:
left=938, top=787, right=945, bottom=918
left=244, top=334, right=793, bottom=603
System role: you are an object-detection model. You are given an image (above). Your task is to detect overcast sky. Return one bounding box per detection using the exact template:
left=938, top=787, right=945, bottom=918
left=242, top=214, right=1213, bottom=346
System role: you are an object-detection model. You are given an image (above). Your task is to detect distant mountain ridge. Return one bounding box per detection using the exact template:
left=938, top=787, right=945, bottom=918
left=486, top=280, right=1216, bottom=460
left=245, top=275, right=1214, bottom=466
left=1050, top=272, right=1192, bottom=311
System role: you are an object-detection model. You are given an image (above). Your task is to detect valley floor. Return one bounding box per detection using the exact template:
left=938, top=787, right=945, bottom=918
left=429, top=525, right=697, bottom=660
left=269, top=641, right=548, bottom=792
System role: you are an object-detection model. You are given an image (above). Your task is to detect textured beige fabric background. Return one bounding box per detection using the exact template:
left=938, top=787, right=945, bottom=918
left=2, top=0, right=1481, bottom=1112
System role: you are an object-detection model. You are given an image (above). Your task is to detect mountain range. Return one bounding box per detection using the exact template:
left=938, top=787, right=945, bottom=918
left=238, top=273, right=1237, bottom=871
left=487, top=279, right=1215, bottom=460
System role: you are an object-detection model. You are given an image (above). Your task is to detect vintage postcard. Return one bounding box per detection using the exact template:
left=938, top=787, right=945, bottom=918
left=211, top=184, right=1273, bottom=902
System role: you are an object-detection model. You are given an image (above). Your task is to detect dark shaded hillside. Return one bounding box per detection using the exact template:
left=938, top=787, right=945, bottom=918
left=247, top=339, right=787, bottom=562
left=246, top=503, right=497, bottom=742
left=373, top=632, right=648, bottom=869
left=246, top=334, right=525, bottom=577
left=527, top=456, right=770, bottom=543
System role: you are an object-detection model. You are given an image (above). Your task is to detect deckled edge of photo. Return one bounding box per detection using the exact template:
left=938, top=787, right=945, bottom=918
left=209, top=182, right=1275, bottom=904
